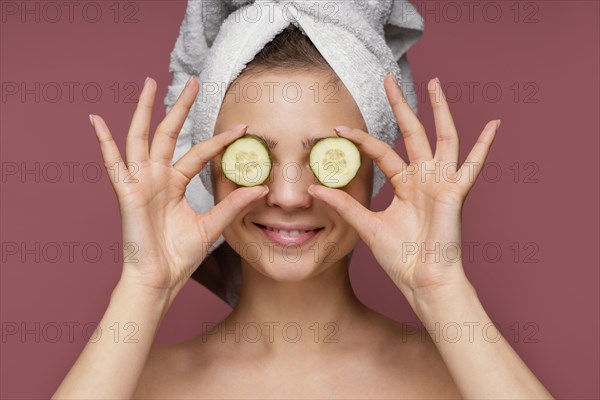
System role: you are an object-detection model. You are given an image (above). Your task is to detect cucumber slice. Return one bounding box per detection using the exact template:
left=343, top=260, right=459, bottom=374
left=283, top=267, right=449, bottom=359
left=221, top=135, right=272, bottom=186
left=309, top=137, right=360, bottom=188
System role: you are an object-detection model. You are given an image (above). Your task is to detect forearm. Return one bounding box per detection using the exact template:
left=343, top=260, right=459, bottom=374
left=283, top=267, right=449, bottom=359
left=414, top=279, right=553, bottom=399
left=52, top=276, right=173, bottom=399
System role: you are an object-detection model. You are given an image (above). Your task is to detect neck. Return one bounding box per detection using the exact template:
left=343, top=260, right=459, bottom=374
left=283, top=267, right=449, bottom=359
left=220, top=256, right=370, bottom=356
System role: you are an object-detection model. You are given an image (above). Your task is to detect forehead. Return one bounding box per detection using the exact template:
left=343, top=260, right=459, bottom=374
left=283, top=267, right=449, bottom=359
left=216, top=70, right=367, bottom=135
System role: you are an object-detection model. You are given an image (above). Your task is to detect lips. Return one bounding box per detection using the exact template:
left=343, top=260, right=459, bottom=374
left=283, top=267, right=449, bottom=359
left=253, top=223, right=324, bottom=246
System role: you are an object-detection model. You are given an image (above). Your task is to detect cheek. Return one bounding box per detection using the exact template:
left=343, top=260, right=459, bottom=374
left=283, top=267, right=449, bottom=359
left=326, top=219, right=361, bottom=264
left=219, top=207, right=248, bottom=251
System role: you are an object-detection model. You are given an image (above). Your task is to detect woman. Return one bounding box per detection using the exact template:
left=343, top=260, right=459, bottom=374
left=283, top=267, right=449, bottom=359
left=52, top=23, right=553, bottom=400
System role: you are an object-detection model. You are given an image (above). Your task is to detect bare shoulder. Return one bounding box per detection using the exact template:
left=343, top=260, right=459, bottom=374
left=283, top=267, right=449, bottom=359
left=132, top=341, right=200, bottom=399
left=364, top=310, right=463, bottom=399
left=132, top=312, right=462, bottom=399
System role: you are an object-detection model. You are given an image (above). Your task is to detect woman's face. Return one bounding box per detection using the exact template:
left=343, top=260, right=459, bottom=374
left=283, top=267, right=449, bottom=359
left=212, top=69, right=373, bottom=281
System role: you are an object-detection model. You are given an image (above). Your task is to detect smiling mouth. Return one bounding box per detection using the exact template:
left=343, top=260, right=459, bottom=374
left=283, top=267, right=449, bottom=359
left=254, top=223, right=324, bottom=235
left=252, top=223, right=325, bottom=246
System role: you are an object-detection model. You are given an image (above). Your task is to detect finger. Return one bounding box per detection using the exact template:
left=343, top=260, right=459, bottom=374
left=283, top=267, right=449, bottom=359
left=458, top=120, right=500, bottom=193
left=149, top=76, right=199, bottom=163
left=89, top=114, right=131, bottom=196
left=125, top=77, right=154, bottom=164
left=428, top=78, right=460, bottom=171
left=199, top=185, right=269, bottom=244
left=174, top=124, right=249, bottom=180
left=307, top=184, right=379, bottom=248
left=384, top=74, right=433, bottom=162
left=333, top=126, right=407, bottom=188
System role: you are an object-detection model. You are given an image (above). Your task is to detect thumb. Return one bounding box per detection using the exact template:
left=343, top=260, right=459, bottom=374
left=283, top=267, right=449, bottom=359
left=199, top=185, right=269, bottom=244
left=308, top=184, right=379, bottom=247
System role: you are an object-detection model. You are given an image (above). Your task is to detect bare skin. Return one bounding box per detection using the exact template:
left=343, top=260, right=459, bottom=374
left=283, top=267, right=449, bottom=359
left=53, top=69, right=553, bottom=399
left=134, top=316, right=461, bottom=399
left=132, top=70, right=534, bottom=398
left=131, top=71, right=462, bottom=398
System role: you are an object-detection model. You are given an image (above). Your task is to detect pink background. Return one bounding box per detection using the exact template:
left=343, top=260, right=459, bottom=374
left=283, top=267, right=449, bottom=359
left=1, top=1, right=598, bottom=398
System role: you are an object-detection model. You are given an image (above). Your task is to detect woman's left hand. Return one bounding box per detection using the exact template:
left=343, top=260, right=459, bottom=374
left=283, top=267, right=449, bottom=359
left=307, top=75, right=500, bottom=309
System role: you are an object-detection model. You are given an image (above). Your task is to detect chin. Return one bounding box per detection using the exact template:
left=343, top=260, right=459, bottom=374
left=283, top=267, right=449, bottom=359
left=250, top=256, right=325, bottom=282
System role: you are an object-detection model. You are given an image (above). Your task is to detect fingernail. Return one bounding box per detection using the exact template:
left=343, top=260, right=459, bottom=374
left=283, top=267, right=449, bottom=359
left=232, top=124, right=247, bottom=131
left=496, top=119, right=501, bottom=129
left=185, top=75, right=194, bottom=88
left=89, top=114, right=95, bottom=128
left=389, top=72, right=399, bottom=85
left=434, top=77, right=440, bottom=84
left=335, top=126, right=351, bottom=133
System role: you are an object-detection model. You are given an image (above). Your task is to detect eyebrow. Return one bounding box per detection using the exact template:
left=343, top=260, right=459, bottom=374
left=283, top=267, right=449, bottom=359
left=244, top=132, right=335, bottom=152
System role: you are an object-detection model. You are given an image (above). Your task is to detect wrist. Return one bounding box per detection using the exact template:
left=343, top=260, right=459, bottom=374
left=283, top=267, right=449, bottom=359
left=412, top=275, right=482, bottom=324
left=111, top=274, right=175, bottom=321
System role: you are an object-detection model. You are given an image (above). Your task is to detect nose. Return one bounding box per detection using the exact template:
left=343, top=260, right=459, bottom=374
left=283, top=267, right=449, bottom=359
left=265, top=160, right=314, bottom=210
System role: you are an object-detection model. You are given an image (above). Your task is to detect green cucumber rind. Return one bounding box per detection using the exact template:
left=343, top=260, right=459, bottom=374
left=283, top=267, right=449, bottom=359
left=309, top=137, right=361, bottom=188
left=221, top=135, right=272, bottom=187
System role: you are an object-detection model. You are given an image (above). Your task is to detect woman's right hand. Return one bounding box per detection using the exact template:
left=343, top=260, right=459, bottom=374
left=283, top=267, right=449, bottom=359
left=89, top=76, right=268, bottom=295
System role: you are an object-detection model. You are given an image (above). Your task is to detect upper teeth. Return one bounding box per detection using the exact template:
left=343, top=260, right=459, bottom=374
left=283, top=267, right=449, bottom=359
left=265, top=226, right=313, bottom=236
